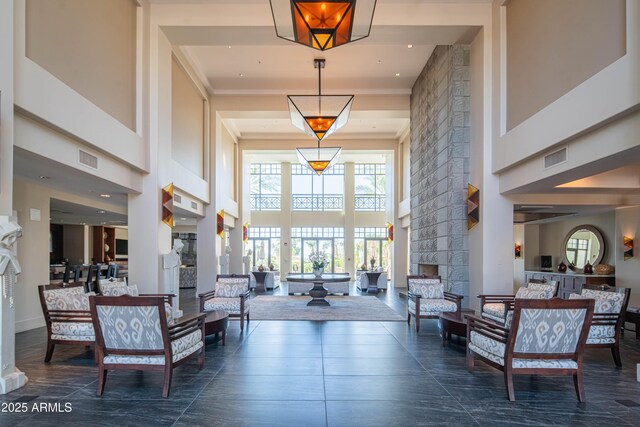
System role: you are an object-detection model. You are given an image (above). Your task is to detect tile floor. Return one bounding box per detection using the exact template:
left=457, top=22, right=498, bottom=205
left=2, top=284, right=640, bottom=426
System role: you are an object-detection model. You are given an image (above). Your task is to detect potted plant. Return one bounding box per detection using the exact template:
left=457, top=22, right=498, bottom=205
left=369, top=256, right=376, bottom=270
left=309, top=251, right=329, bottom=278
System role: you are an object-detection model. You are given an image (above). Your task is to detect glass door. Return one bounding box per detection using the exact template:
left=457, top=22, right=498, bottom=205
left=365, top=239, right=381, bottom=269
left=301, top=239, right=335, bottom=273
left=319, top=239, right=334, bottom=272
left=252, top=239, right=270, bottom=269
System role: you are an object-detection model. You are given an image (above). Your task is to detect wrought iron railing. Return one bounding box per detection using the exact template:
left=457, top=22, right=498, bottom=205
left=250, top=195, right=281, bottom=211
left=355, top=195, right=386, bottom=211
left=292, top=194, right=343, bottom=211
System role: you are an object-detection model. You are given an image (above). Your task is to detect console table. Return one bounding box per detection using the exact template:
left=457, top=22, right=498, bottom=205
left=252, top=271, right=268, bottom=293
left=365, top=272, right=382, bottom=294
left=285, top=273, right=351, bottom=306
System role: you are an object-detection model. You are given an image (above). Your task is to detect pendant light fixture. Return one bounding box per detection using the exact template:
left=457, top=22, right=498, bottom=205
left=269, top=0, right=377, bottom=51
left=288, top=58, right=353, bottom=141
left=296, top=142, right=342, bottom=175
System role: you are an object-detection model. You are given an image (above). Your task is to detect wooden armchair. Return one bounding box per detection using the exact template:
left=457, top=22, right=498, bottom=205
left=199, top=274, right=251, bottom=331
left=478, top=280, right=559, bottom=326
left=90, top=295, right=205, bottom=398
left=467, top=298, right=595, bottom=401
left=406, top=275, right=463, bottom=332
left=38, top=283, right=95, bottom=362
left=569, top=285, right=631, bottom=367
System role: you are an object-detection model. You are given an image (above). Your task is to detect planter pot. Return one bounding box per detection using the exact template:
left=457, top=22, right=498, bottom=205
left=313, top=267, right=324, bottom=278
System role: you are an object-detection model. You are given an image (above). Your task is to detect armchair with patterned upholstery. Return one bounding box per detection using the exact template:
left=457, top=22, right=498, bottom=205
left=199, top=274, right=251, bottom=331
left=406, top=275, right=463, bottom=332
left=478, top=280, right=559, bottom=326
left=569, top=286, right=631, bottom=367
left=38, top=283, right=95, bottom=362
left=467, top=298, right=595, bottom=401
left=89, top=295, right=205, bottom=398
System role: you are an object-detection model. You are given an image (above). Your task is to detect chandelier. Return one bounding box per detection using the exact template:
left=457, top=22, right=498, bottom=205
left=296, top=142, right=342, bottom=175
left=269, top=0, right=377, bottom=51
left=288, top=59, right=353, bottom=141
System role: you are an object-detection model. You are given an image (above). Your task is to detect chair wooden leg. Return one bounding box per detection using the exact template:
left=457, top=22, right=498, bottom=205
left=197, top=350, right=205, bottom=370
left=246, top=312, right=250, bottom=325
left=96, top=367, right=108, bottom=396
left=611, top=345, right=622, bottom=367
left=44, top=340, right=55, bottom=363
left=416, top=315, right=420, bottom=333
left=407, top=312, right=411, bottom=325
left=240, top=314, right=244, bottom=331
left=466, top=349, right=475, bottom=373
left=573, top=372, right=586, bottom=402
left=162, top=367, right=173, bottom=398
left=504, top=368, right=515, bottom=401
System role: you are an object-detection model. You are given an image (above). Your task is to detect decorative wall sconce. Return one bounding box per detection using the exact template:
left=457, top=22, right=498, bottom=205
left=624, top=236, right=633, bottom=260
left=243, top=223, right=249, bottom=244
left=386, top=222, right=394, bottom=243
left=515, top=243, right=522, bottom=259
left=217, top=210, right=225, bottom=238
left=467, top=184, right=479, bottom=230
left=161, top=183, right=174, bottom=228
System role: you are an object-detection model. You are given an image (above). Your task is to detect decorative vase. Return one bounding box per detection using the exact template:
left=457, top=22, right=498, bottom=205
left=583, top=261, right=593, bottom=274
left=268, top=262, right=274, bottom=271
left=369, top=260, right=375, bottom=270
left=594, top=264, right=614, bottom=275
left=558, top=261, right=567, bottom=273
left=360, top=263, right=367, bottom=271
left=313, top=267, right=324, bottom=278
left=258, top=264, right=265, bottom=272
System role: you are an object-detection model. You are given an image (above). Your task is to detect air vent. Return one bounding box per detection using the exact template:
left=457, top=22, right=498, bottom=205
left=174, top=194, right=182, bottom=203
left=191, top=201, right=198, bottom=209
left=78, top=150, right=98, bottom=169
left=544, top=147, right=567, bottom=169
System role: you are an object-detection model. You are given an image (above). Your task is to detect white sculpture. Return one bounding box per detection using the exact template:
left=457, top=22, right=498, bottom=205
left=163, top=239, right=184, bottom=315
left=219, top=245, right=232, bottom=274
left=243, top=249, right=252, bottom=274
left=0, top=216, right=22, bottom=309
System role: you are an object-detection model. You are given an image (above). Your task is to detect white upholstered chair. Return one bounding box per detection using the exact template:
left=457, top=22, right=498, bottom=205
left=356, top=271, right=388, bottom=291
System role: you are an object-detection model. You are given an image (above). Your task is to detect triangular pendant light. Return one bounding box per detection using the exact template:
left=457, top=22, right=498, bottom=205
left=296, top=142, right=342, bottom=175
left=288, top=59, right=353, bottom=141
left=269, top=0, right=377, bottom=51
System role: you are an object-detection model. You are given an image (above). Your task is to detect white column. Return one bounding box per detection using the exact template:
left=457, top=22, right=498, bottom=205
left=390, top=153, right=408, bottom=288
left=128, top=23, right=172, bottom=294
left=344, top=162, right=355, bottom=277
left=0, top=0, right=27, bottom=394
left=280, top=163, right=292, bottom=275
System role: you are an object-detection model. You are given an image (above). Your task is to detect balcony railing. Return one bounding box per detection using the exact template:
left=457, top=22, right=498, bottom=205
left=292, top=194, right=343, bottom=211
left=355, top=195, right=386, bottom=211
left=250, top=195, right=281, bottom=211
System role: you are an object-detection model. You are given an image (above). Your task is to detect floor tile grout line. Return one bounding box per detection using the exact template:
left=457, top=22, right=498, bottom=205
left=320, top=323, right=329, bottom=427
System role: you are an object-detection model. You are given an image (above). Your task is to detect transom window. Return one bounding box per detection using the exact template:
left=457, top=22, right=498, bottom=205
left=291, top=164, right=344, bottom=211
left=250, top=163, right=281, bottom=211
left=355, top=163, right=386, bottom=211
left=291, top=227, right=345, bottom=273
left=247, top=227, right=281, bottom=270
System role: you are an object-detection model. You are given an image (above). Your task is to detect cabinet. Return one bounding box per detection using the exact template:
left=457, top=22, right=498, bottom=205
left=524, top=271, right=615, bottom=299
left=93, top=226, right=116, bottom=263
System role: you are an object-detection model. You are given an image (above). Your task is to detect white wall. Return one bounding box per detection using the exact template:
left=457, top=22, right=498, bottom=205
left=513, top=223, right=524, bottom=289
left=615, top=206, right=640, bottom=307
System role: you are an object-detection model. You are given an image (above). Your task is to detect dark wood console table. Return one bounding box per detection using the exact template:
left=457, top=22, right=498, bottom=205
left=365, top=272, right=382, bottom=294
left=285, top=273, right=351, bottom=306
left=252, top=271, right=268, bottom=293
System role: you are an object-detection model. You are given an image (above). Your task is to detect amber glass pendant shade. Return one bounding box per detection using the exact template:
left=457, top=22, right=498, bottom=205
left=296, top=146, right=342, bottom=175
left=270, top=0, right=377, bottom=51
left=288, top=94, right=353, bottom=141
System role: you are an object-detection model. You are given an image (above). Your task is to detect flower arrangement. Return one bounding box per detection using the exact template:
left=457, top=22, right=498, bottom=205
left=369, top=256, right=376, bottom=269
left=309, top=251, right=330, bottom=270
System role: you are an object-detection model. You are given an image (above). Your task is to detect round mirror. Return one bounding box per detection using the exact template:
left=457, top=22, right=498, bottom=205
left=562, top=225, right=605, bottom=271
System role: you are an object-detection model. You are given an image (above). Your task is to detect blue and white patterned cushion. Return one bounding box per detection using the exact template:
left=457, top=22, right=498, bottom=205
left=408, top=279, right=444, bottom=299
left=570, top=289, right=625, bottom=314
left=43, top=287, right=87, bottom=310
left=51, top=320, right=95, bottom=337
left=514, top=308, right=587, bottom=354
left=586, top=325, right=616, bottom=344
left=470, top=330, right=505, bottom=358
left=101, top=283, right=139, bottom=297
left=96, top=305, right=164, bottom=350
left=204, top=297, right=250, bottom=314
left=48, top=292, right=95, bottom=311
left=515, top=287, right=547, bottom=300
left=527, top=282, right=557, bottom=298
left=103, top=330, right=203, bottom=365
left=408, top=298, right=457, bottom=315
left=51, top=333, right=94, bottom=342
left=483, top=303, right=507, bottom=319
left=215, top=279, right=248, bottom=298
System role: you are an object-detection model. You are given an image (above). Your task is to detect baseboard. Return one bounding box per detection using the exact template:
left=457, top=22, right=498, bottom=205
left=15, top=316, right=45, bottom=333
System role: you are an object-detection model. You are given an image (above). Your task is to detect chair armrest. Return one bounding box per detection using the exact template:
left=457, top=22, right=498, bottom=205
left=407, top=291, right=421, bottom=301
left=198, top=290, right=216, bottom=312
left=139, top=293, right=174, bottom=306
left=444, top=292, right=464, bottom=312
left=466, top=314, right=510, bottom=344
left=169, top=313, right=206, bottom=342
left=477, top=294, right=515, bottom=307
left=239, top=291, right=250, bottom=300
left=47, top=310, right=93, bottom=324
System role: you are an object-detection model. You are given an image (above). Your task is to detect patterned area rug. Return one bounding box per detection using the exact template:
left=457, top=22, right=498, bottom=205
left=250, top=296, right=405, bottom=321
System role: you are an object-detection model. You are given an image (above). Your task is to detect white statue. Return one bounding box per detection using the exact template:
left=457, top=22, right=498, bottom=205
left=219, top=245, right=232, bottom=274
left=243, top=249, right=252, bottom=274
left=0, top=216, right=22, bottom=309
left=163, top=239, right=184, bottom=315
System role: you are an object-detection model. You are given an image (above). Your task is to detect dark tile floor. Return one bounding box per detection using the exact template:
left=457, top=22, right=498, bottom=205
left=2, top=284, right=640, bottom=426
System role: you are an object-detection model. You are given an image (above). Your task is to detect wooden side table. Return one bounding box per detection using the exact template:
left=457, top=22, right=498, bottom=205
left=625, top=308, right=640, bottom=339
left=204, top=310, right=229, bottom=345
left=365, top=272, right=382, bottom=294
left=253, top=271, right=268, bottom=293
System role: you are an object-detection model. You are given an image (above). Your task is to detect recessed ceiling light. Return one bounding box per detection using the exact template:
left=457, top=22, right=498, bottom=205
left=39, top=175, right=51, bottom=180
left=80, top=222, right=86, bottom=225
left=99, top=194, right=111, bottom=198
left=101, top=222, right=107, bottom=225
left=97, top=210, right=106, bottom=214
left=407, top=44, right=413, bottom=48
left=239, top=73, right=244, bottom=77
left=377, top=59, right=382, bottom=64
left=395, top=73, right=400, bottom=77
left=228, top=45, right=232, bottom=49
left=181, top=217, right=187, bottom=221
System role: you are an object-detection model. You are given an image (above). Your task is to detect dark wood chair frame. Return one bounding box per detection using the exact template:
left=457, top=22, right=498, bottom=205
left=581, top=285, right=631, bottom=367
left=38, top=283, right=94, bottom=363
left=199, top=274, right=251, bottom=331
left=466, top=298, right=595, bottom=402
left=477, top=279, right=559, bottom=325
left=90, top=295, right=205, bottom=398
left=406, top=275, right=463, bottom=333
left=95, top=280, right=175, bottom=304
